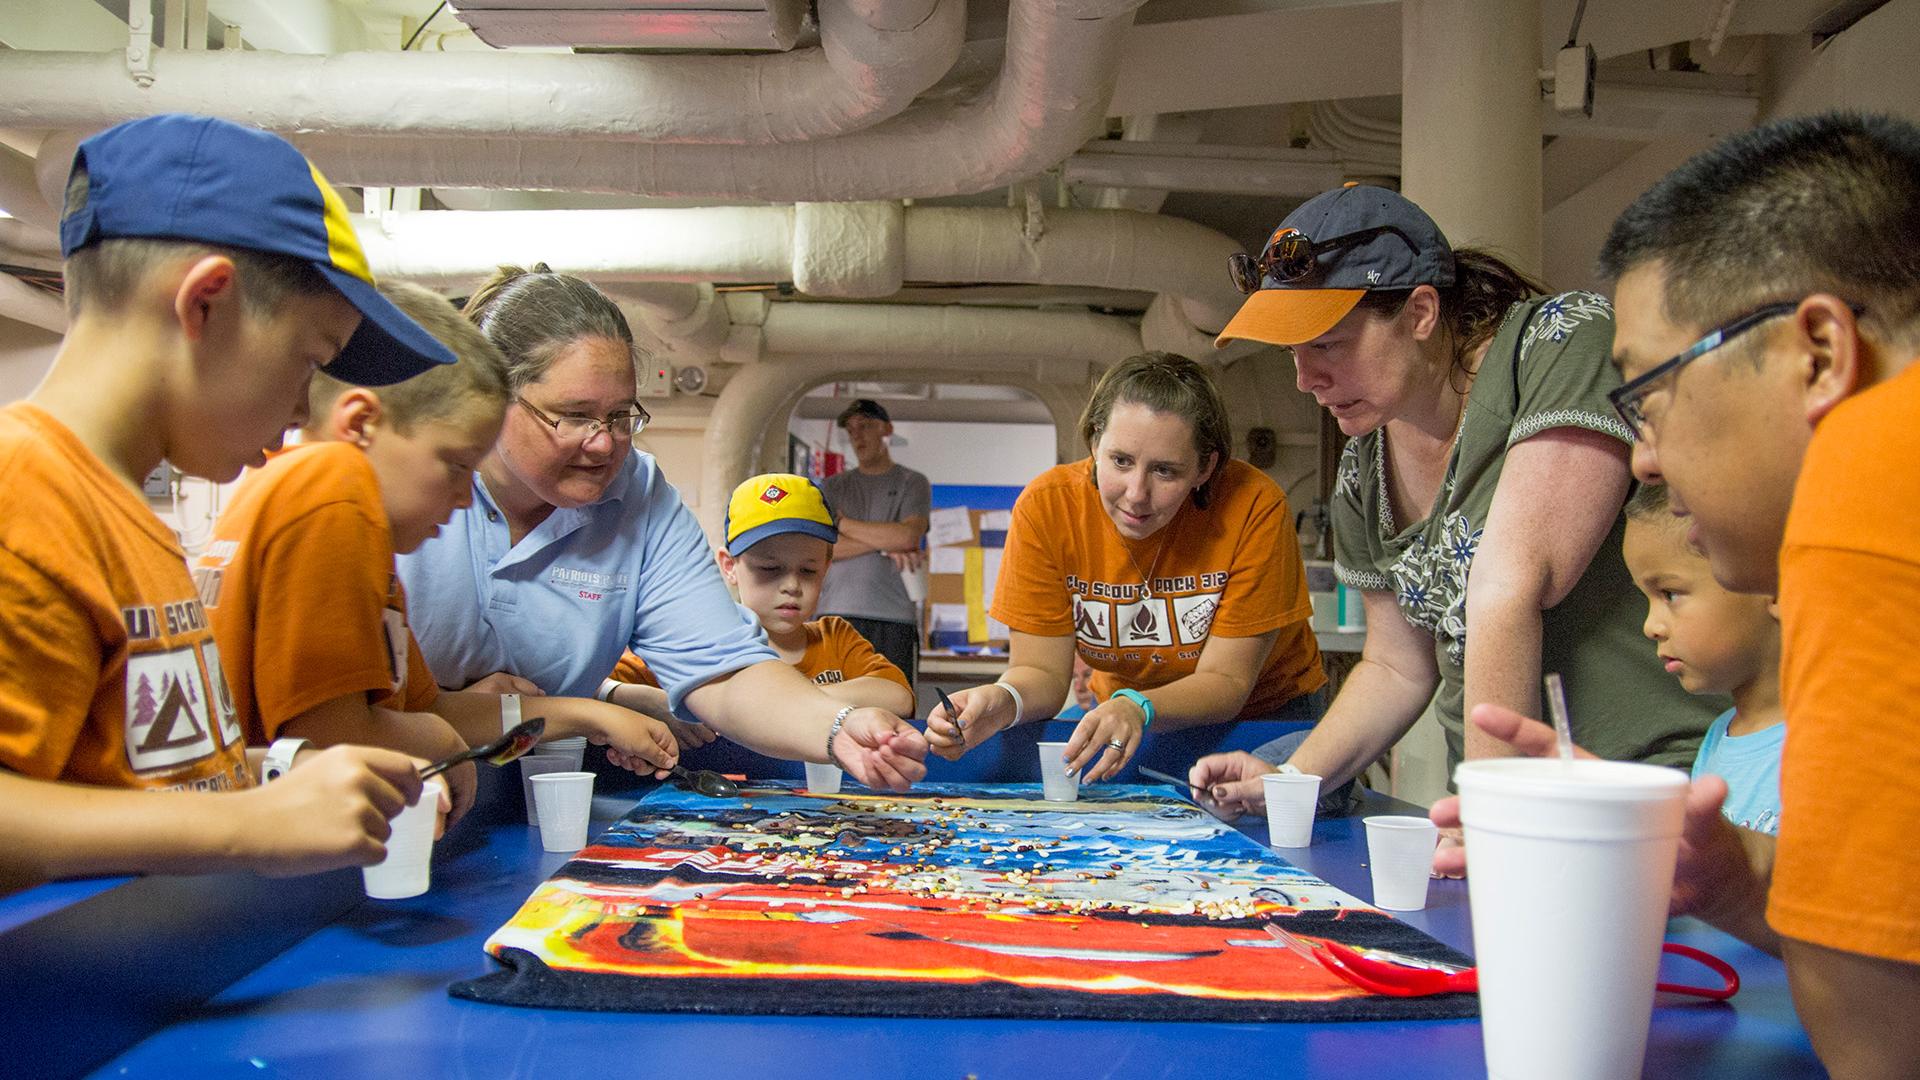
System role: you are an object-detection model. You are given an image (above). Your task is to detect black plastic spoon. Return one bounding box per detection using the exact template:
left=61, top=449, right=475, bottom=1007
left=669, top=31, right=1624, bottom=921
left=420, top=716, right=546, bottom=780
left=668, top=763, right=740, bottom=798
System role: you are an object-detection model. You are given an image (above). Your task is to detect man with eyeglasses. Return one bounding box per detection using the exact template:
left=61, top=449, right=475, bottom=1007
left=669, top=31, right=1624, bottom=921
left=1432, top=112, right=1920, bottom=1080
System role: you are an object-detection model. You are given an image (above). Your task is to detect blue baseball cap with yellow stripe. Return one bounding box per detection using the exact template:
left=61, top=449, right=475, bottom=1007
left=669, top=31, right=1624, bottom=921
left=59, top=113, right=454, bottom=386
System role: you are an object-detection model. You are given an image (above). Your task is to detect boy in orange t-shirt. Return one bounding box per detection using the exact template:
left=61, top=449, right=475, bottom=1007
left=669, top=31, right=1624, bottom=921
left=605, top=473, right=913, bottom=721
left=0, top=115, right=444, bottom=888
left=200, top=283, right=678, bottom=823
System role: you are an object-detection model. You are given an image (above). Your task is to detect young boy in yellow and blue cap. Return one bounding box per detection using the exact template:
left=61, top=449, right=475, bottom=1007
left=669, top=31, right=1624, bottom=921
left=605, top=473, right=914, bottom=721
left=0, top=114, right=450, bottom=889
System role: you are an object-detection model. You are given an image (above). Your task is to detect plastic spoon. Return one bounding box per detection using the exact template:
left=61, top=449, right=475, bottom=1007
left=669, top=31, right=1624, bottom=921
left=420, top=716, right=546, bottom=779
left=668, top=763, right=740, bottom=798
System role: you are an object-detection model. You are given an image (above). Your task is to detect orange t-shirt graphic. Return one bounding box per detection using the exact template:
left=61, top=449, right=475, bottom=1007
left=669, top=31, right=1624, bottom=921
left=196, top=441, right=439, bottom=746
left=0, top=404, right=249, bottom=791
left=991, top=459, right=1324, bottom=719
left=612, top=615, right=909, bottom=693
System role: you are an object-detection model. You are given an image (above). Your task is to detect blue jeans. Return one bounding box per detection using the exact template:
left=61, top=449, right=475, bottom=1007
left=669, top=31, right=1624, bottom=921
left=1252, top=722, right=1358, bottom=817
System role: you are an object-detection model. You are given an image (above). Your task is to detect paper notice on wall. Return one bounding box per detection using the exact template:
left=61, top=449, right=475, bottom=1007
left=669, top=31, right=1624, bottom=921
left=981, top=510, right=1013, bottom=531
left=926, top=506, right=975, bottom=548
left=964, top=546, right=988, bottom=642
left=981, top=547, right=1002, bottom=606
left=930, top=547, right=966, bottom=575
left=929, top=603, right=969, bottom=634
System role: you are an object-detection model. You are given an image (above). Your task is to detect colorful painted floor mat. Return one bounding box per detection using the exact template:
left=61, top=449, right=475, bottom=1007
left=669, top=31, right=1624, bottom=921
left=453, top=782, right=1479, bottom=1022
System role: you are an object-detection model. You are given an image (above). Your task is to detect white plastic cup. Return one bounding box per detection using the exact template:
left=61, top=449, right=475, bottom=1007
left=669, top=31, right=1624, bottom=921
left=1363, top=815, right=1440, bottom=911
left=803, top=760, right=844, bottom=795
left=361, top=779, right=442, bottom=900
left=1457, top=758, right=1691, bottom=1080
left=538, top=736, right=587, bottom=771
left=1037, top=741, right=1079, bottom=802
left=520, top=753, right=575, bottom=826
left=902, top=562, right=929, bottom=603
left=531, top=771, right=596, bottom=852
left=1261, top=772, right=1322, bottom=848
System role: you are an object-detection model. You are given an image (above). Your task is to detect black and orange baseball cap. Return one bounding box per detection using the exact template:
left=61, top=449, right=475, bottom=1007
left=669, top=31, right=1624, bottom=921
left=1215, top=184, right=1456, bottom=348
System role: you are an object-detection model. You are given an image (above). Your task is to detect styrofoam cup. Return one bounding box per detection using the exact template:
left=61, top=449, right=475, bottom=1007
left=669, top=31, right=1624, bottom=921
left=1457, top=758, right=1691, bottom=1080
left=1261, top=772, right=1321, bottom=848
left=520, top=753, right=575, bottom=826
left=531, top=771, right=596, bottom=852
left=1037, top=741, right=1079, bottom=802
left=803, top=760, right=843, bottom=795
left=1363, top=815, right=1440, bottom=911
left=361, top=780, right=442, bottom=900
left=538, top=736, right=586, bottom=771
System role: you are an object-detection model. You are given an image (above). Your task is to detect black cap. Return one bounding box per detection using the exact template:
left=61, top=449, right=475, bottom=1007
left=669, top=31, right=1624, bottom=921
left=1216, top=184, right=1456, bottom=348
left=836, top=398, right=890, bottom=427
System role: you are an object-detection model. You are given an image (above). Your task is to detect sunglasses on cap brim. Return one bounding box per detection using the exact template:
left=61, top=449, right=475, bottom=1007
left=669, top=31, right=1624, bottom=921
left=1228, top=225, right=1419, bottom=294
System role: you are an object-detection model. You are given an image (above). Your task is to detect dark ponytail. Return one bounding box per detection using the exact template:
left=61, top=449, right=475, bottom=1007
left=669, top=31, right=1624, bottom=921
left=461, top=262, right=637, bottom=391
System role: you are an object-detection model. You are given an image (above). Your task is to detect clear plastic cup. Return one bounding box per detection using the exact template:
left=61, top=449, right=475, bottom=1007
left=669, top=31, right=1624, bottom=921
left=1457, top=758, right=1690, bottom=1080
left=1037, top=741, right=1079, bottom=802
left=1261, top=772, right=1322, bottom=848
left=361, top=779, right=442, bottom=900
left=530, top=771, right=596, bottom=852
left=1363, top=815, right=1440, bottom=911
left=803, top=760, right=843, bottom=795
left=519, top=752, right=575, bottom=826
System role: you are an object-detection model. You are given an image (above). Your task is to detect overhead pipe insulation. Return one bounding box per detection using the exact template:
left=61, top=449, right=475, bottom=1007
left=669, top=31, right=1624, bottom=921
left=697, top=303, right=1139, bottom=536
left=0, top=0, right=964, bottom=146
left=273, top=0, right=1147, bottom=201
left=349, top=202, right=1243, bottom=331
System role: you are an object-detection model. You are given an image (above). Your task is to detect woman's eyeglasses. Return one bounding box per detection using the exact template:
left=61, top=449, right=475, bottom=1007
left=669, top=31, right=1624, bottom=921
left=515, top=397, right=650, bottom=442
left=1228, top=225, right=1418, bottom=294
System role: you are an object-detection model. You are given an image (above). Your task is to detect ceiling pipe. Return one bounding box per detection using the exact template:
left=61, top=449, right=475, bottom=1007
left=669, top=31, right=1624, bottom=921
left=274, top=0, right=1146, bottom=201
left=349, top=202, right=1245, bottom=333
left=0, top=0, right=965, bottom=146
left=1063, top=141, right=1345, bottom=198
left=0, top=144, right=60, bottom=233
left=698, top=303, right=1138, bottom=537
left=0, top=274, right=65, bottom=335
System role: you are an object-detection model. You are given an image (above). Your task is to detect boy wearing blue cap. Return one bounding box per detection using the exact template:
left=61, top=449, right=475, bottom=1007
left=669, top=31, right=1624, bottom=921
left=607, top=473, right=914, bottom=720
left=0, top=115, right=452, bottom=888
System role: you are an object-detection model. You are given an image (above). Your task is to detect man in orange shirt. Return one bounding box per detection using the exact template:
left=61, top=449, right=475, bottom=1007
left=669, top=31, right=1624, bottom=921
left=607, top=473, right=913, bottom=721
left=200, top=282, right=679, bottom=824
left=1433, top=112, right=1920, bottom=1079
left=928, top=352, right=1324, bottom=781
left=0, top=115, right=446, bottom=889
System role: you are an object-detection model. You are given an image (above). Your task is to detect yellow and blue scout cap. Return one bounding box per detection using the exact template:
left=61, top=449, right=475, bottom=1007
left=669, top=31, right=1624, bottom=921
left=58, top=113, right=455, bottom=386
left=723, top=473, right=838, bottom=557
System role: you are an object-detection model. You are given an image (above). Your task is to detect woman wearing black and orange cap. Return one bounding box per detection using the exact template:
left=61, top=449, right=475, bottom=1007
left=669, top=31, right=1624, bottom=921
left=1190, top=186, right=1720, bottom=860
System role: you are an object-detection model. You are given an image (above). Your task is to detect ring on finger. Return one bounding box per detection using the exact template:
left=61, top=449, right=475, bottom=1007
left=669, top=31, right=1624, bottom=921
left=1105, top=738, right=1126, bottom=752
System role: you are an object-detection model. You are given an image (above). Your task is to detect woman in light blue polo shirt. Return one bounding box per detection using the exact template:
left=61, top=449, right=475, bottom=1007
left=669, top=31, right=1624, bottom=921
left=398, top=265, right=926, bottom=790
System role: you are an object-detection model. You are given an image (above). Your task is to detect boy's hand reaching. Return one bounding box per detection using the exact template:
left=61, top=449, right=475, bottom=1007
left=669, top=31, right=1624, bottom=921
left=835, top=708, right=928, bottom=791
left=234, top=745, right=426, bottom=876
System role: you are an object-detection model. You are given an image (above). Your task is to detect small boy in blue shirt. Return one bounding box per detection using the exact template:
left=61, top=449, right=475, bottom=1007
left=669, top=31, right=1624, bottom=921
left=1622, top=484, right=1783, bottom=834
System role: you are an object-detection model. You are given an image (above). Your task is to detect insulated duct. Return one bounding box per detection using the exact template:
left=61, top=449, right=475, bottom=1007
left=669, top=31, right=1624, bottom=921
left=0, top=0, right=965, bottom=146
left=697, top=303, right=1139, bottom=537
left=275, top=0, right=1146, bottom=201
left=349, top=203, right=1244, bottom=332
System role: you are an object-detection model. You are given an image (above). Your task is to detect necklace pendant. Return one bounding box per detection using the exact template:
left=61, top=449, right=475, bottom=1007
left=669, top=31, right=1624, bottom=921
left=1139, top=584, right=1152, bottom=602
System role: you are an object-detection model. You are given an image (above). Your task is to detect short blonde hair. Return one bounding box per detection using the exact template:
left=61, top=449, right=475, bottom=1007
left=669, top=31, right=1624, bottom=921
left=307, top=281, right=509, bottom=432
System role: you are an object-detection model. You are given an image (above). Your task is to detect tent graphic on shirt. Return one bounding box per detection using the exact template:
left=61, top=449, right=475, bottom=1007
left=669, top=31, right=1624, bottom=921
left=125, top=646, right=218, bottom=772
left=1072, top=596, right=1113, bottom=647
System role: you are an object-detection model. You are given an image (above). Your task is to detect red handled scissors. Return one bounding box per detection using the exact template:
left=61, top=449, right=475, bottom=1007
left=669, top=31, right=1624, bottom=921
left=1264, top=923, right=1739, bottom=1001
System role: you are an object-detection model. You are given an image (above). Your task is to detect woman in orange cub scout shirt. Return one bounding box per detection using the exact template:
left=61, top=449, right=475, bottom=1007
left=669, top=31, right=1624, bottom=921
left=926, top=352, right=1326, bottom=780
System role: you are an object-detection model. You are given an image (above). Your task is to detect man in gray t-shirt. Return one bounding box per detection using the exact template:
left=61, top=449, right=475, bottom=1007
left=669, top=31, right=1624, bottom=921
left=818, top=399, right=931, bottom=683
